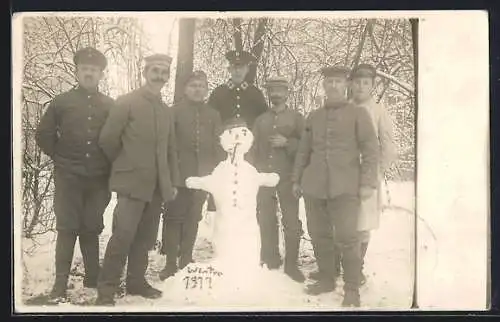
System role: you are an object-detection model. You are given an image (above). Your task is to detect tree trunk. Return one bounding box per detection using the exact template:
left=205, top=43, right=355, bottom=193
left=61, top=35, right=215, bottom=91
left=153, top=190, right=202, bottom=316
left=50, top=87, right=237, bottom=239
left=174, top=18, right=196, bottom=104
left=351, top=19, right=373, bottom=68
left=233, top=18, right=243, bottom=51
left=246, top=18, right=268, bottom=84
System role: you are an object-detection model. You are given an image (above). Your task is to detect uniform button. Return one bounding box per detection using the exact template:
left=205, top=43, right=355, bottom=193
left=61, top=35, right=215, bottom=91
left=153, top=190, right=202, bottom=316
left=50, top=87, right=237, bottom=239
left=88, top=95, right=91, bottom=99
left=273, top=125, right=277, bottom=129
left=236, top=88, right=240, bottom=92
left=234, top=180, right=238, bottom=184
left=236, top=96, right=240, bottom=99
left=87, top=141, right=91, bottom=145
left=87, top=129, right=91, bottom=133
left=233, top=190, right=237, bottom=195
left=86, top=153, right=90, bottom=158
left=237, top=104, right=241, bottom=108
left=236, top=113, right=240, bottom=118
left=88, top=116, right=92, bottom=121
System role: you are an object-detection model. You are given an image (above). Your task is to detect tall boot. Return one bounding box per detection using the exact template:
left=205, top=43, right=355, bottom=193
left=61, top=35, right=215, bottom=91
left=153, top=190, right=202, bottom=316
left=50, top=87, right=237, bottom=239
left=360, top=241, right=369, bottom=285
left=79, top=232, right=100, bottom=288
left=333, top=243, right=342, bottom=277
left=49, top=230, right=77, bottom=301
left=179, top=220, right=199, bottom=269
left=283, top=235, right=305, bottom=283
left=159, top=221, right=181, bottom=281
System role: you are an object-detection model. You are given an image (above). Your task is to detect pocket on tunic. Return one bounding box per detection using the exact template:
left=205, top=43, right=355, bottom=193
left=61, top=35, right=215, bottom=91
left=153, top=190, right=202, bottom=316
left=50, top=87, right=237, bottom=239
left=113, top=154, right=135, bottom=172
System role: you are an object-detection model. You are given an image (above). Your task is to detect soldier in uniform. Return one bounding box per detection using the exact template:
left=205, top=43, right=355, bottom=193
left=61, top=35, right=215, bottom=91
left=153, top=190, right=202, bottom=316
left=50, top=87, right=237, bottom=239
left=206, top=50, right=268, bottom=213
left=292, top=66, right=379, bottom=307
left=95, top=54, right=180, bottom=306
left=349, top=63, right=398, bottom=284
left=158, top=71, right=222, bottom=281
left=36, top=47, right=113, bottom=302
left=250, top=76, right=306, bottom=282
left=208, top=50, right=268, bottom=129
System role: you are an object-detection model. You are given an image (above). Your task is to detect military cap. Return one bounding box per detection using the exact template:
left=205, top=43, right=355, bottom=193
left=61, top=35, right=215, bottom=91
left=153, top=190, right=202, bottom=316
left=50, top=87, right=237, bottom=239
left=144, top=54, right=173, bottom=69
left=320, top=65, right=351, bottom=78
left=265, top=76, right=289, bottom=89
left=73, top=47, right=107, bottom=70
left=223, top=116, right=248, bottom=131
left=350, top=63, right=377, bottom=79
left=225, top=50, right=256, bottom=65
left=183, top=70, right=208, bottom=87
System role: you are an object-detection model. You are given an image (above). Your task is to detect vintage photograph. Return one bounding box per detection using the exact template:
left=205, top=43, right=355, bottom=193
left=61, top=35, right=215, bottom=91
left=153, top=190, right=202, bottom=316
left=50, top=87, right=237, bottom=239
left=15, top=11, right=418, bottom=311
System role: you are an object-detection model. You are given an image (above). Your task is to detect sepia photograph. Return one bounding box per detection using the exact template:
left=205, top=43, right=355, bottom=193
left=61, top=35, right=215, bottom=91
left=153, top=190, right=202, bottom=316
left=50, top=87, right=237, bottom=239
left=11, top=11, right=488, bottom=312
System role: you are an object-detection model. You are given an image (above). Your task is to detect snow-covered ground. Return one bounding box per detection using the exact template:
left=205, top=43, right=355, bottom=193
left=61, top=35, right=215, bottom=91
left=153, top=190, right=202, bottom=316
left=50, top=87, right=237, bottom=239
left=18, top=181, right=416, bottom=312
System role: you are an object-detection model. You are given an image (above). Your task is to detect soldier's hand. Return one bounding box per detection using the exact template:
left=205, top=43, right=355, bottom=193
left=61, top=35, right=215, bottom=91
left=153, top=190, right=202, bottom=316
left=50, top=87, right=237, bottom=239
left=269, top=134, right=288, bottom=148
left=292, top=183, right=302, bottom=199
left=172, top=187, right=178, bottom=200
left=359, top=186, right=375, bottom=200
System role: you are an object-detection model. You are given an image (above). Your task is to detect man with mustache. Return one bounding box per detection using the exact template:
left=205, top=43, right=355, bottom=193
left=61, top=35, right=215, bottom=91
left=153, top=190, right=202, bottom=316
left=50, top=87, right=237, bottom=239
left=250, top=76, right=305, bottom=282
left=158, top=71, right=222, bottom=280
left=95, top=54, right=180, bottom=306
left=349, top=63, right=397, bottom=285
left=292, top=66, right=379, bottom=307
left=36, top=47, right=113, bottom=303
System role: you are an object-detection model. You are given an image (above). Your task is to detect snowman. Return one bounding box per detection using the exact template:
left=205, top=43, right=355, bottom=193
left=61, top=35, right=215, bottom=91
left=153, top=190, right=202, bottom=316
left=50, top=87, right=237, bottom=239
left=157, top=118, right=306, bottom=307
left=185, top=117, right=279, bottom=272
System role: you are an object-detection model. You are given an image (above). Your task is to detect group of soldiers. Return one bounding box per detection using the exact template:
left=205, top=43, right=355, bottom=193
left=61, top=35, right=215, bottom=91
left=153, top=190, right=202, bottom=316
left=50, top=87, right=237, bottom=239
left=35, top=45, right=396, bottom=308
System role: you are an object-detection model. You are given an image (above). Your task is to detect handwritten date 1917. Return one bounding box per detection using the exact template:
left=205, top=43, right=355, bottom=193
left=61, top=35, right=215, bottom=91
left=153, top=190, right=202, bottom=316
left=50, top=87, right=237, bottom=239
left=183, top=275, right=213, bottom=290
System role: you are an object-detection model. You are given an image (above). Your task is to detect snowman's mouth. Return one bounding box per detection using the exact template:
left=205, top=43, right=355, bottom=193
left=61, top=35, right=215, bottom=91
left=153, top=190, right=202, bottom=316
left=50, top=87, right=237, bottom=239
left=230, top=143, right=241, bottom=164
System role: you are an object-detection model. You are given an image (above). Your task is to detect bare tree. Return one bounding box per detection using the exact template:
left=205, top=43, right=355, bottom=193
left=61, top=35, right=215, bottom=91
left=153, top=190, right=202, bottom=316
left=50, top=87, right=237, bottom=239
left=21, top=16, right=150, bottom=240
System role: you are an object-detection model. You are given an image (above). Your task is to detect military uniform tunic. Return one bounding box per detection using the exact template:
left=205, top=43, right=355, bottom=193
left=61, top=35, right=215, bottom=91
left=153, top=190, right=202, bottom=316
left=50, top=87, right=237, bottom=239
left=251, top=107, right=305, bottom=267
left=292, top=101, right=380, bottom=291
left=161, top=100, right=222, bottom=267
left=208, top=80, right=268, bottom=129
left=97, top=86, right=181, bottom=296
left=292, top=102, right=380, bottom=198
left=36, top=86, right=114, bottom=233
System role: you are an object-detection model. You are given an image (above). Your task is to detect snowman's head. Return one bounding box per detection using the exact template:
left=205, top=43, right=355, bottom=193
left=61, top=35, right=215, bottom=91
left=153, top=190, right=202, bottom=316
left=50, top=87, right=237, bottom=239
left=220, top=125, right=254, bottom=157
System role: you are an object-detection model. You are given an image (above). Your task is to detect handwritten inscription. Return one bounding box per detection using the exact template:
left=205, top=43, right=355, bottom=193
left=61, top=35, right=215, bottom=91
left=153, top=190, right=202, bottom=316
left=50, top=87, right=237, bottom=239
left=182, top=265, right=223, bottom=290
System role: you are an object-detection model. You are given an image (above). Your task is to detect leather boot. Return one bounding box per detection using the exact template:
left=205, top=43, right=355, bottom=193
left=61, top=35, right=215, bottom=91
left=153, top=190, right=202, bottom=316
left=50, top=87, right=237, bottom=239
left=333, top=243, right=342, bottom=277
left=304, top=278, right=337, bottom=295
left=79, top=232, right=100, bottom=288
left=49, top=231, right=77, bottom=302
left=159, top=261, right=178, bottom=281
left=284, top=236, right=305, bottom=283
left=360, top=241, right=369, bottom=285
left=179, top=221, right=199, bottom=269
left=342, top=289, right=361, bottom=307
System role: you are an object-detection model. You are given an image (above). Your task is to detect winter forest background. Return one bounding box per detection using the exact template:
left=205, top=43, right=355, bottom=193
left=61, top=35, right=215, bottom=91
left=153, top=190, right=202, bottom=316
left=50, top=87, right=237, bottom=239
left=19, top=15, right=417, bottom=308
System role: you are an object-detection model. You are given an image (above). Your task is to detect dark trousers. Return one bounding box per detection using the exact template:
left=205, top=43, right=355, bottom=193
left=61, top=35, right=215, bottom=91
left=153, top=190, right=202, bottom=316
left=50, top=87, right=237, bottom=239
left=97, top=187, right=162, bottom=297
left=52, top=168, right=111, bottom=293
left=304, top=194, right=362, bottom=291
left=161, top=188, right=206, bottom=268
left=257, top=179, right=303, bottom=267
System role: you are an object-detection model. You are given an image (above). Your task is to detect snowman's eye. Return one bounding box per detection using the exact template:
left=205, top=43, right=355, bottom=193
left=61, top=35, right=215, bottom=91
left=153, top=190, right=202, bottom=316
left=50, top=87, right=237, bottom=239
left=242, top=129, right=247, bottom=136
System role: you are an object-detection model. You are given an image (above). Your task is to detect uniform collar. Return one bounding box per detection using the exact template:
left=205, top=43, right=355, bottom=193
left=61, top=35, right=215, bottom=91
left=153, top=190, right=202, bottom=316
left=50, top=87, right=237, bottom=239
left=140, top=86, right=163, bottom=103
left=324, top=99, right=348, bottom=110
left=75, top=85, right=99, bottom=96
left=270, top=104, right=287, bottom=114
left=350, top=97, right=376, bottom=108
left=226, top=80, right=249, bottom=91
left=183, top=98, right=205, bottom=108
